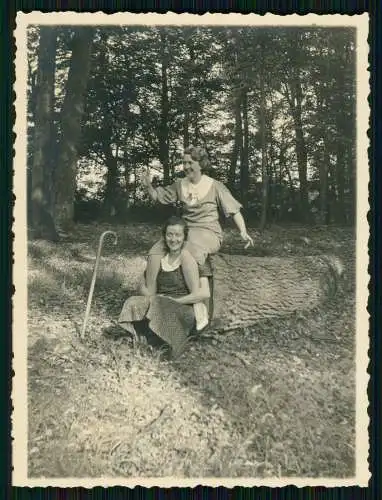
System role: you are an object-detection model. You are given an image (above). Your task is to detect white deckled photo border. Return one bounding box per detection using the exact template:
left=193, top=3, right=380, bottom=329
left=12, top=11, right=370, bottom=488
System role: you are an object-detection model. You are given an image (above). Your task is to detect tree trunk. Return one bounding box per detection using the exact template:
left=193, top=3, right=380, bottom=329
left=104, top=144, right=119, bottom=218
left=30, top=26, right=59, bottom=241
left=54, top=27, right=94, bottom=230
left=259, top=62, right=268, bottom=230
left=183, top=107, right=190, bottom=149
left=335, top=143, right=346, bottom=223
left=182, top=41, right=194, bottom=150
left=210, top=253, right=343, bottom=333
left=319, top=149, right=329, bottom=225
left=193, top=114, right=200, bottom=144
left=240, top=91, right=249, bottom=208
left=229, top=92, right=242, bottom=191
left=159, top=33, right=170, bottom=184
left=127, top=253, right=344, bottom=336
left=284, top=74, right=309, bottom=221
left=292, top=99, right=309, bottom=218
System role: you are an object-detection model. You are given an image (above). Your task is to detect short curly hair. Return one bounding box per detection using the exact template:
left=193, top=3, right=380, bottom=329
left=183, top=145, right=210, bottom=171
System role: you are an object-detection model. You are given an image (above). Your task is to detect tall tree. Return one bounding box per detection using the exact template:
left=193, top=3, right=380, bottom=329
left=240, top=90, right=249, bottom=207
left=281, top=30, right=309, bottom=220
left=159, top=31, right=170, bottom=184
left=226, top=34, right=243, bottom=192
left=30, top=26, right=59, bottom=240
left=229, top=92, right=242, bottom=191
left=54, top=27, right=94, bottom=230
left=259, top=41, right=268, bottom=230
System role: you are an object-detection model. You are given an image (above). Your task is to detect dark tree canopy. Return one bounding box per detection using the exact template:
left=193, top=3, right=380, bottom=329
left=27, top=25, right=356, bottom=233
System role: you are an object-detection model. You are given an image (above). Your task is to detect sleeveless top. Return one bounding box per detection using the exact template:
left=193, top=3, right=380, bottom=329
left=156, top=254, right=189, bottom=298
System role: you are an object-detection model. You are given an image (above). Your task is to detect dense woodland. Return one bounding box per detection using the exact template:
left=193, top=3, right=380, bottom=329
left=27, top=25, right=356, bottom=240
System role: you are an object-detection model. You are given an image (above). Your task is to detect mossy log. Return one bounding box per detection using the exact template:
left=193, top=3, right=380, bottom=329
left=207, top=253, right=344, bottom=332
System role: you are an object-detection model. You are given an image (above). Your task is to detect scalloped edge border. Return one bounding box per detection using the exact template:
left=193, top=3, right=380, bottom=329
left=11, top=11, right=371, bottom=489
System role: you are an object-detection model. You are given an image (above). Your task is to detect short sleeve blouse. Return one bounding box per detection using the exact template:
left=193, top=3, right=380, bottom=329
left=155, top=175, right=242, bottom=238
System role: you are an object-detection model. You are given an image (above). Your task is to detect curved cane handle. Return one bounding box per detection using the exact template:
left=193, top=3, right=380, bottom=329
left=80, top=230, right=118, bottom=339
left=99, top=230, right=118, bottom=248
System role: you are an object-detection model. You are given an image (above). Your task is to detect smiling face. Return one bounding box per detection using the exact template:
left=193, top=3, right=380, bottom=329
left=165, top=224, right=186, bottom=253
left=183, top=153, right=202, bottom=183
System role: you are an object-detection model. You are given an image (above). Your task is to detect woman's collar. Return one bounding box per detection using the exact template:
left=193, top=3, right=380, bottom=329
left=161, top=252, right=182, bottom=271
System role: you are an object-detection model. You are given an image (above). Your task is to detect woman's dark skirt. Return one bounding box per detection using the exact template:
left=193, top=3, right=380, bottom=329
left=118, top=295, right=196, bottom=357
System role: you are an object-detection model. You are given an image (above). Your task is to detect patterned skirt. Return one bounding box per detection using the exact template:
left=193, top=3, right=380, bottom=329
left=118, top=295, right=195, bottom=357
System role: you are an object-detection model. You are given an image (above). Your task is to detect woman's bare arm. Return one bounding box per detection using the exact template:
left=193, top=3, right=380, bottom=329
left=160, top=249, right=210, bottom=304
left=138, top=273, right=156, bottom=296
left=142, top=169, right=158, bottom=202
left=173, top=277, right=210, bottom=305
left=233, top=211, right=254, bottom=247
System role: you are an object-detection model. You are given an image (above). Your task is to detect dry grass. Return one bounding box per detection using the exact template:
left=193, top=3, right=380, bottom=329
left=27, top=222, right=355, bottom=478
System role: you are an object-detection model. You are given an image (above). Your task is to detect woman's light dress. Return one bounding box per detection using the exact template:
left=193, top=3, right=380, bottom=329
left=149, top=175, right=242, bottom=265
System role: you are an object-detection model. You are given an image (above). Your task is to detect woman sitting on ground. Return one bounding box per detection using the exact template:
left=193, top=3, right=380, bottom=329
left=142, top=144, right=254, bottom=331
left=118, top=216, right=211, bottom=358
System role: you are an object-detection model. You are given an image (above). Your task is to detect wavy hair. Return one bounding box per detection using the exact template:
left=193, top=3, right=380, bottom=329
left=184, top=145, right=210, bottom=171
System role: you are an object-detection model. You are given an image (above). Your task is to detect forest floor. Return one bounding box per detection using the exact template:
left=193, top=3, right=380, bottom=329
left=27, top=222, right=356, bottom=479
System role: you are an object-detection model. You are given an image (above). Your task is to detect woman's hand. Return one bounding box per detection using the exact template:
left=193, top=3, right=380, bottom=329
left=240, top=231, right=254, bottom=249
left=142, top=167, right=159, bottom=202
left=141, top=167, right=152, bottom=188
left=232, top=213, right=255, bottom=249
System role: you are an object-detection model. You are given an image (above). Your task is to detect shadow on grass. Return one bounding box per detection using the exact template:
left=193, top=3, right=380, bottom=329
left=168, top=308, right=356, bottom=477
left=28, top=227, right=358, bottom=480
left=28, top=251, right=143, bottom=318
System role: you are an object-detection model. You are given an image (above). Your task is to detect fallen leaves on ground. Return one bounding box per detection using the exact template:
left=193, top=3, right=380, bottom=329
left=27, top=222, right=356, bottom=478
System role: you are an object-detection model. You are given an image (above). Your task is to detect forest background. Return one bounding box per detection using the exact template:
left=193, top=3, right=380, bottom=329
left=27, top=25, right=355, bottom=239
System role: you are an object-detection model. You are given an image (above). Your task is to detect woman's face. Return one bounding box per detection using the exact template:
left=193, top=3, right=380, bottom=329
left=165, top=224, right=186, bottom=253
left=183, top=154, right=201, bottom=183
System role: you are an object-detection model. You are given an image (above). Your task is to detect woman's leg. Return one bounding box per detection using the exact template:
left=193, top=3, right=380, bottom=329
left=180, top=248, right=209, bottom=331
left=183, top=229, right=221, bottom=330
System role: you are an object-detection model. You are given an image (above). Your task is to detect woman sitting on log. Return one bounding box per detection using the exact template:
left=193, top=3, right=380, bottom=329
left=118, top=216, right=211, bottom=358
left=142, top=145, right=254, bottom=331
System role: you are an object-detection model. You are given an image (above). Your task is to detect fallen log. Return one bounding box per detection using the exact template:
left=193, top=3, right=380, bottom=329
left=208, top=253, right=344, bottom=332
left=119, top=253, right=344, bottom=333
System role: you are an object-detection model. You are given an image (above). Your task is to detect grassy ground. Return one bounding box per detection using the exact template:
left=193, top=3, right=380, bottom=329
left=27, top=222, right=356, bottom=478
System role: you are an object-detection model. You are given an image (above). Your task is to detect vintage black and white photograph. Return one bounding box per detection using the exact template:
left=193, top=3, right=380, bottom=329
left=13, top=12, right=369, bottom=487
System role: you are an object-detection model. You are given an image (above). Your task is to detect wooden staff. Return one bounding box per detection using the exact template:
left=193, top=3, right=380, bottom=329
left=80, top=230, right=118, bottom=338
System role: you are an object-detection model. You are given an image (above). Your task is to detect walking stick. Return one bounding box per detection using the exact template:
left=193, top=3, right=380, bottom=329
left=80, top=230, right=118, bottom=339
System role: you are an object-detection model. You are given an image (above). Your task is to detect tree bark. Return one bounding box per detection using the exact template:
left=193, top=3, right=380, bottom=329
left=30, top=26, right=59, bottom=241
left=292, top=82, right=309, bottom=219
left=229, top=92, right=242, bottom=191
left=159, top=33, right=170, bottom=184
left=259, top=60, right=268, bottom=230
left=283, top=74, right=309, bottom=221
left=210, top=253, right=343, bottom=332
left=319, top=148, right=329, bottom=225
left=127, top=253, right=344, bottom=335
left=54, top=27, right=94, bottom=230
left=335, top=143, right=346, bottom=223
left=240, top=91, right=249, bottom=208
left=183, top=107, right=190, bottom=149
left=103, top=144, right=119, bottom=217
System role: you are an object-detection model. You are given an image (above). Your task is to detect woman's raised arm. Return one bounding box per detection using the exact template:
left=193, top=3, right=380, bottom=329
left=142, top=166, right=178, bottom=205
left=142, top=168, right=158, bottom=202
